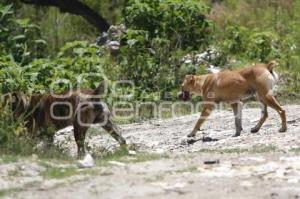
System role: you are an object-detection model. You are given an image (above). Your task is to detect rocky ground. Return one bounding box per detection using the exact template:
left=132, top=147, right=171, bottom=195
left=1, top=105, right=300, bottom=199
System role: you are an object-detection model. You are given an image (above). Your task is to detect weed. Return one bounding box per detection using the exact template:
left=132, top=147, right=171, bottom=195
left=174, top=166, right=198, bottom=174
left=0, top=155, right=19, bottom=163
left=41, top=167, right=78, bottom=179
left=0, top=188, right=22, bottom=198
left=198, top=144, right=278, bottom=154
left=290, top=147, right=300, bottom=153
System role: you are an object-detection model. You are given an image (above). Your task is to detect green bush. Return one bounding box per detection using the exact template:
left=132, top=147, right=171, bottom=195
left=0, top=41, right=108, bottom=94
left=247, top=31, right=280, bottom=62
left=0, top=105, right=33, bottom=155
left=221, top=26, right=250, bottom=55
left=124, top=0, right=212, bottom=50
left=117, top=0, right=213, bottom=97
left=217, top=26, right=282, bottom=65
left=0, top=3, right=47, bottom=65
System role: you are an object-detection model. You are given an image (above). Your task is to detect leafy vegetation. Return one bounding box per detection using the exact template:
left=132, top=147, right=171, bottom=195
left=0, top=105, right=33, bottom=155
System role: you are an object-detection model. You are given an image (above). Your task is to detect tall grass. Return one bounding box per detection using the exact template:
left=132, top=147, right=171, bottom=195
left=0, top=106, right=34, bottom=155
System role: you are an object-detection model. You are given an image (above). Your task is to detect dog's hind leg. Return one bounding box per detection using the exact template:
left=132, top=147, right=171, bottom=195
left=93, top=104, right=127, bottom=146
left=231, top=101, right=243, bottom=137
left=102, top=118, right=127, bottom=146
left=251, top=103, right=268, bottom=133
left=187, top=104, right=214, bottom=137
left=262, top=94, right=287, bottom=132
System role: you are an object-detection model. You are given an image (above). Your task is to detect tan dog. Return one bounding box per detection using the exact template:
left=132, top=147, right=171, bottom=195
left=181, top=61, right=287, bottom=137
left=2, top=81, right=126, bottom=155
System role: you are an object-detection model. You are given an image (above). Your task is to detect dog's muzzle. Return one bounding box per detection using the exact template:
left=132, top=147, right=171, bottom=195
left=179, top=91, right=190, bottom=101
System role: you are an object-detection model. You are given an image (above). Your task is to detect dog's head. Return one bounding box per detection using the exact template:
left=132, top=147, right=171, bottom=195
left=1, top=92, right=30, bottom=117
left=179, top=75, right=196, bottom=101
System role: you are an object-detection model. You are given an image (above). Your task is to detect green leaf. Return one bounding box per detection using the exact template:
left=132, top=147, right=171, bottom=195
left=12, top=35, right=26, bottom=41
left=0, top=4, right=13, bottom=18
left=34, top=39, right=47, bottom=45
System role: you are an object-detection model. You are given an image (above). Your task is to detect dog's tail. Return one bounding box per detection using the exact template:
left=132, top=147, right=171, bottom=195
left=265, top=61, right=279, bottom=83
left=93, top=80, right=107, bottom=96
left=265, top=60, right=278, bottom=72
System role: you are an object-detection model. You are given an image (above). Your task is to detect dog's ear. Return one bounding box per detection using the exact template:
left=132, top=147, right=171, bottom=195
left=186, top=75, right=195, bottom=83
left=94, top=80, right=107, bottom=96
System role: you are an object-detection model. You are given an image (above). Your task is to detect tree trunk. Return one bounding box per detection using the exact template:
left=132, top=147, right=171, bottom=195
left=20, top=0, right=110, bottom=32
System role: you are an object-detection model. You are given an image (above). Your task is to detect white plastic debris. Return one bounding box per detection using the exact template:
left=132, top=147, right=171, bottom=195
left=206, top=65, right=221, bottom=74
left=77, top=153, right=95, bottom=168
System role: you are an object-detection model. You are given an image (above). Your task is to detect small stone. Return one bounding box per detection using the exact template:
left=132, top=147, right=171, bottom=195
left=204, top=160, right=220, bottom=165
left=108, top=161, right=126, bottom=167
left=240, top=181, right=253, bottom=187
left=240, top=157, right=266, bottom=162
left=287, top=178, right=299, bottom=184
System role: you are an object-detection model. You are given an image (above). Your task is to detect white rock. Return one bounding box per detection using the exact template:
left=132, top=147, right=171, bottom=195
left=287, top=178, right=299, bottom=184
left=164, top=182, right=187, bottom=191
left=275, top=168, right=286, bottom=178
left=280, top=156, right=300, bottom=162
left=240, top=181, right=254, bottom=187
left=240, top=157, right=266, bottom=162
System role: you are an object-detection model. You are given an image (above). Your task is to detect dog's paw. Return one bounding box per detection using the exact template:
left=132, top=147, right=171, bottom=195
left=279, top=126, right=287, bottom=133
left=251, top=127, right=259, bottom=133
left=187, top=132, right=196, bottom=138
left=179, top=136, right=196, bottom=145
left=232, top=133, right=241, bottom=137
left=187, top=137, right=198, bottom=144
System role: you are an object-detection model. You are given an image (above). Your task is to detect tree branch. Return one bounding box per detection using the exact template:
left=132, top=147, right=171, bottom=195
left=20, top=0, right=110, bottom=32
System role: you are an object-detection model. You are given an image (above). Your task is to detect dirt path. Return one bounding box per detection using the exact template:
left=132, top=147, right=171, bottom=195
left=1, top=105, right=300, bottom=199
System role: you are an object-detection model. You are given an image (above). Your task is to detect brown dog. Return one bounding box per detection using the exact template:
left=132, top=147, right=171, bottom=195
left=2, top=81, right=126, bottom=155
left=181, top=61, right=287, bottom=137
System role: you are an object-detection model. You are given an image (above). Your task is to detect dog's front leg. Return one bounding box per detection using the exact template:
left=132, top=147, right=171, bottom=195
left=187, top=104, right=214, bottom=137
left=231, top=101, right=243, bottom=137
left=74, top=107, right=96, bottom=157
left=251, top=103, right=268, bottom=133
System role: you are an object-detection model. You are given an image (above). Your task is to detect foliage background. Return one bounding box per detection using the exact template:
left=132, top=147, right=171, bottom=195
left=1, top=0, right=299, bottom=101
left=1, top=0, right=300, bottom=154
